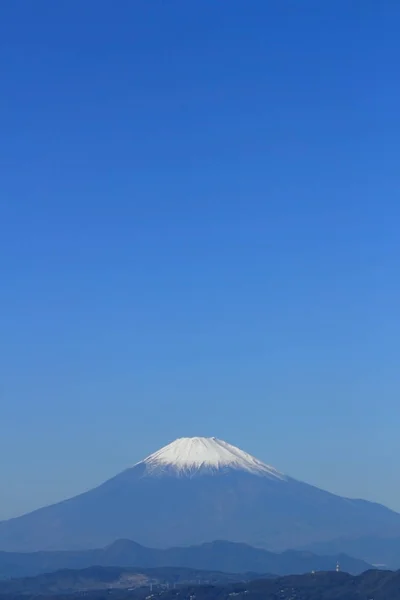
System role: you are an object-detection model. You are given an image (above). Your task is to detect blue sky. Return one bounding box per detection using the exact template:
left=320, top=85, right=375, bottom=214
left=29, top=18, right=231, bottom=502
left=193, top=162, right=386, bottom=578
left=1, top=0, right=400, bottom=519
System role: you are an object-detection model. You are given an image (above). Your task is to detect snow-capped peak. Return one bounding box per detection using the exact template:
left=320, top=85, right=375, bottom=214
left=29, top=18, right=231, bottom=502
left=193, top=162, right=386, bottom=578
left=138, top=436, right=286, bottom=479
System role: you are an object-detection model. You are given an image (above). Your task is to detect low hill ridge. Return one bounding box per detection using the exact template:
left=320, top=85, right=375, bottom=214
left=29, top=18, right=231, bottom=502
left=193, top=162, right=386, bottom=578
left=0, top=567, right=397, bottom=600
left=0, top=539, right=371, bottom=579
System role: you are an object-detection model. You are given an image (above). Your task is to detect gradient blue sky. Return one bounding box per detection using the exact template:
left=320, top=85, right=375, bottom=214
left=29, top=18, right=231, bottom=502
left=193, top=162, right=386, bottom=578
left=1, top=1, right=400, bottom=520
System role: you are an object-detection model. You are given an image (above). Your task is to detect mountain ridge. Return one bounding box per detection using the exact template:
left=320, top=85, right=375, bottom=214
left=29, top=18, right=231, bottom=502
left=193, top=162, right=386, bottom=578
left=0, top=539, right=371, bottom=579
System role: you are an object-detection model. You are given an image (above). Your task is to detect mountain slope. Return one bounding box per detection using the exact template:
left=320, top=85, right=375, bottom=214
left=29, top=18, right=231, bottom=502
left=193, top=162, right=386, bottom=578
left=0, top=539, right=371, bottom=578
left=1, top=437, right=399, bottom=553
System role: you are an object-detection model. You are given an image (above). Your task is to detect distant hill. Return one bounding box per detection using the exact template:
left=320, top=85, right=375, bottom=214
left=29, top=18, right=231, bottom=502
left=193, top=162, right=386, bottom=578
left=0, top=565, right=251, bottom=595
left=304, top=535, right=400, bottom=569
left=1, top=438, right=399, bottom=552
left=0, top=539, right=370, bottom=579
left=0, top=568, right=398, bottom=600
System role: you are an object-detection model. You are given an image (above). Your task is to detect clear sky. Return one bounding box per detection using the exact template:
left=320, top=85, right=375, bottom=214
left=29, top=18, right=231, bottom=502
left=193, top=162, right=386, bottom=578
left=1, top=1, right=400, bottom=520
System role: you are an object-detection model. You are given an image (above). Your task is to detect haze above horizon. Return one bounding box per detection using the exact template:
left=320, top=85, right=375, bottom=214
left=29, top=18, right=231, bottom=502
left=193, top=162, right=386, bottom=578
left=1, top=1, right=400, bottom=520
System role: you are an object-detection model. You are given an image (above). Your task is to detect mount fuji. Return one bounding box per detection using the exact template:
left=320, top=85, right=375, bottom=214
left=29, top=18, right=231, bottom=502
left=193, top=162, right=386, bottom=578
left=1, top=436, right=400, bottom=553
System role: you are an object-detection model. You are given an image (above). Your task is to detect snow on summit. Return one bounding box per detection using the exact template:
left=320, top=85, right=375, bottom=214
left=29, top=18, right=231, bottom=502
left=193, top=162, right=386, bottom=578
left=138, top=436, right=286, bottom=479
